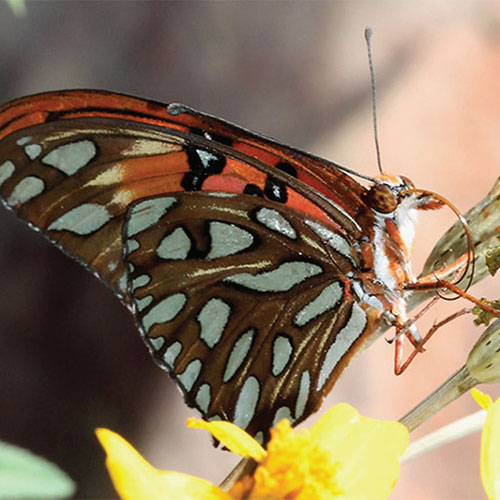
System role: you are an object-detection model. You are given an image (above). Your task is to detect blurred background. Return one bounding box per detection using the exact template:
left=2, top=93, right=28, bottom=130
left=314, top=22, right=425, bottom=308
left=0, top=1, right=499, bottom=498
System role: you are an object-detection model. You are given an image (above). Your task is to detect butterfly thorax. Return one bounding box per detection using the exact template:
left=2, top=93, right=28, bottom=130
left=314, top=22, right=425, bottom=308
left=356, top=174, right=440, bottom=327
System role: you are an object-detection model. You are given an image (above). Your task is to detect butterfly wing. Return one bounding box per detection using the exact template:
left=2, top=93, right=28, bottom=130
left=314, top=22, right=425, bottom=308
left=0, top=90, right=364, bottom=302
left=122, top=191, right=378, bottom=440
left=0, top=90, right=379, bottom=438
left=0, top=89, right=365, bottom=216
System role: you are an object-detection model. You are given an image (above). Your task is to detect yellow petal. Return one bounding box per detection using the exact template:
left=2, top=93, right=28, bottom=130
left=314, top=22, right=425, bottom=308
left=473, top=392, right=500, bottom=500
left=309, top=404, right=408, bottom=500
left=472, top=388, right=493, bottom=411
left=96, top=428, right=230, bottom=500
left=186, top=418, right=266, bottom=462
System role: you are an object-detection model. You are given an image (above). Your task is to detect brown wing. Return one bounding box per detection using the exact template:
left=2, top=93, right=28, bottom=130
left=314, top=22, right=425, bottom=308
left=123, top=192, right=379, bottom=441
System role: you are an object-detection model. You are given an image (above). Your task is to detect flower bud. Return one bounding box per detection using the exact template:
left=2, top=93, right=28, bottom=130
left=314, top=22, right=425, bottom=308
left=422, top=178, right=500, bottom=287
left=466, top=318, right=500, bottom=383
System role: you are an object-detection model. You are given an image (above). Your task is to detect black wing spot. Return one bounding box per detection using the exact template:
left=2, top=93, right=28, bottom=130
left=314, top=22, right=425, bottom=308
left=264, top=176, right=288, bottom=203
left=275, top=161, right=297, bottom=178
left=210, top=132, right=233, bottom=146
left=188, top=127, right=205, bottom=138
left=243, top=183, right=264, bottom=197
left=181, top=147, right=226, bottom=191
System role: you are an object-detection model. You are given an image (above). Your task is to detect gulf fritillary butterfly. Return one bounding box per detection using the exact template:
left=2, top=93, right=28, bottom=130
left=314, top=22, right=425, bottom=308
left=0, top=90, right=448, bottom=443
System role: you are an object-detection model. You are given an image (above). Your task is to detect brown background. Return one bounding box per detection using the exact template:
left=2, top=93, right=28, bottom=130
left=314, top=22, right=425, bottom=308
left=0, top=2, right=499, bottom=498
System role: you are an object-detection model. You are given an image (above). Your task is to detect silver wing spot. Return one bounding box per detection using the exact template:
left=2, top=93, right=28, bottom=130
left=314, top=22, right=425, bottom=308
left=317, top=303, right=367, bottom=391
left=225, top=261, right=322, bottom=292
left=223, top=328, right=255, bottom=382
left=141, top=293, right=187, bottom=332
left=206, top=222, right=254, bottom=259
left=233, top=376, right=260, bottom=430
left=127, top=197, right=176, bottom=237
left=41, top=139, right=97, bottom=175
left=47, top=203, right=111, bottom=235
left=255, top=207, right=297, bottom=239
left=8, top=176, right=44, bottom=205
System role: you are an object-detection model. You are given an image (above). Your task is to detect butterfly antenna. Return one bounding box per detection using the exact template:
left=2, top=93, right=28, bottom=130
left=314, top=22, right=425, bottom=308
left=365, top=26, right=383, bottom=175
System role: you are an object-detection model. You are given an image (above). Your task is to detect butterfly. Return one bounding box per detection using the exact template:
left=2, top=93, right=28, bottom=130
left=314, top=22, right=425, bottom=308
left=0, top=89, right=449, bottom=443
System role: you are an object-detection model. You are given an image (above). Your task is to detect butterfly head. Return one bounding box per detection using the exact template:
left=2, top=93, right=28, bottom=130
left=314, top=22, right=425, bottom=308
left=363, top=174, right=444, bottom=215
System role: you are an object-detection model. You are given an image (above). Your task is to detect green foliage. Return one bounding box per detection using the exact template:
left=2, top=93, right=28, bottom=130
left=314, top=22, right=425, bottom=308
left=5, top=0, right=26, bottom=17
left=0, top=440, right=75, bottom=499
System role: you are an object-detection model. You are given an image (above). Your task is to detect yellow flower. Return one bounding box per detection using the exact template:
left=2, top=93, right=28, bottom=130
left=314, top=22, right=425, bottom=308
left=472, top=388, right=500, bottom=500
left=97, top=403, right=408, bottom=500
left=95, top=429, right=230, bottom=500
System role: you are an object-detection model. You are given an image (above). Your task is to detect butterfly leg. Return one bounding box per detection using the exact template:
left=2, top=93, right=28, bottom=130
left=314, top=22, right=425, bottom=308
left=395, top=307, right=471, bottom=374
left=383, top=295, right=426, bottom=375
left=394, top=272, right=499, bottom=375
left=391, top=296, right=469, bottom=374
left=394, top=338, right=405, bottom=375
left=391, top=252, right=498, bottom=374
left=387, top=294, right=445, bottom=375
left=392, top=320, right=425, bottom=375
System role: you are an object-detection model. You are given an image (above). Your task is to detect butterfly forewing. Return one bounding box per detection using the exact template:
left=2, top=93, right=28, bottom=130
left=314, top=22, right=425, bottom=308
left=122, top=192, right=376, bottom=439
left=0, top=111, right=358, bottom=299
left=0, top=90, right=365, bottom=230
left=0, top=118, right=191, bottom=298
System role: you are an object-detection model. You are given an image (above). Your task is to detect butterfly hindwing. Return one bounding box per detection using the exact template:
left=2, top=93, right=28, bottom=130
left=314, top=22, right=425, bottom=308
left=122, top=191, right=375, bottom=439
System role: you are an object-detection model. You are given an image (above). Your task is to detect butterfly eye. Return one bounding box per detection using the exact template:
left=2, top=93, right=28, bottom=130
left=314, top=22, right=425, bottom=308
left=363, top=183, right=399, bottom=213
